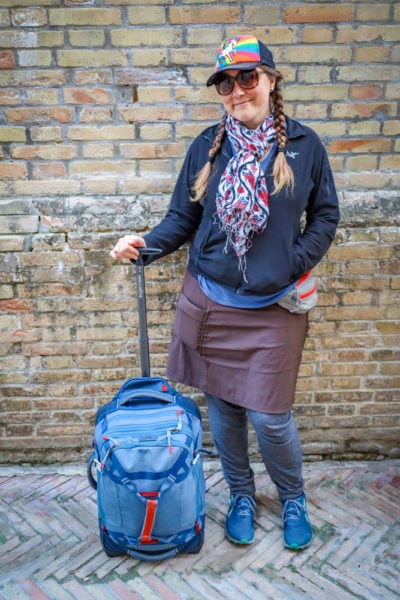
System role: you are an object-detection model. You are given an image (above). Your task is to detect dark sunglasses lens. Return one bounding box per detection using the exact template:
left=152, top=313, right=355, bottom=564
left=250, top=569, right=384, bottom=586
left=215, top=70, right=259, bottom=95
left=216, top=76, right=233, bottom=96
left=238, top=70, right=259, bottom=88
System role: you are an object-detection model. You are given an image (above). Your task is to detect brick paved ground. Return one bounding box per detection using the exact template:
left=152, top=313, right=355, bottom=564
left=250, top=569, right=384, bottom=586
left=0, top=459, right=399, bottom=600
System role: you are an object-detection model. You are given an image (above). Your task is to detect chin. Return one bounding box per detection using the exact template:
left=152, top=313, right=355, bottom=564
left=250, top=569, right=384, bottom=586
left=233, top=110, right=254, bottom=125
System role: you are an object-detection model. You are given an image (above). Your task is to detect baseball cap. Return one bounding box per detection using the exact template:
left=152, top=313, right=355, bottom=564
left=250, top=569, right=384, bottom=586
left=206, top=35, right=276, bottom=87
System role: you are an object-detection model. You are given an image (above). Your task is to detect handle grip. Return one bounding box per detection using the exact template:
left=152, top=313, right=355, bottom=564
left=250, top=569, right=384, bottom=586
left=87, top=453, right=97, bottom=490
left=118, top=390, right=176, bottom=406
left=127, top=547, right=178, bottom=562
left=138, top=247, right=163, bottom=256
left=132, top=246, right=163, bottom=265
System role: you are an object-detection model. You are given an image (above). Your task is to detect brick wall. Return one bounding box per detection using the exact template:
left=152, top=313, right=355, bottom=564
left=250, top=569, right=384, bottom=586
left=0, top=0, right=399, bottom=464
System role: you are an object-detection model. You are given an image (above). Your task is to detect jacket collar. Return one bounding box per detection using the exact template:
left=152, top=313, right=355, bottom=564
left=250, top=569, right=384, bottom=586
left=285, top=116, right=307, bottom=141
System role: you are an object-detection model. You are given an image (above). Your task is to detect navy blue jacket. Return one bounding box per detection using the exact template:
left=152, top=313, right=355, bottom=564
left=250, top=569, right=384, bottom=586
left=144, top=116, right=340, bottom=296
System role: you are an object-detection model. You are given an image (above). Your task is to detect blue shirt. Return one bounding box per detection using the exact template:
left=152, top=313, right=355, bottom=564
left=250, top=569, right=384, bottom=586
left=198, top=274, right=294, bottom=308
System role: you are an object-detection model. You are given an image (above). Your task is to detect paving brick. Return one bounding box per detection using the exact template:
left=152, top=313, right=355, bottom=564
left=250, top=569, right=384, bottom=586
left=0, top=461, right=399, bottom=599
left=19, top=579, right=52, bottom=600
left=105, top=581, right=140, bottom=600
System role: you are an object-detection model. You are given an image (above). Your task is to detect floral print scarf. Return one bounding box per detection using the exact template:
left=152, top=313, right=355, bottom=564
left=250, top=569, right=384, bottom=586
left=215, top=113, right=276, bottom=279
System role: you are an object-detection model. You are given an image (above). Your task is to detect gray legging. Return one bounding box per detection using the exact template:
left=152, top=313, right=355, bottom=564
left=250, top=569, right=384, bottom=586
left=205, top=393, right=304, bottom=502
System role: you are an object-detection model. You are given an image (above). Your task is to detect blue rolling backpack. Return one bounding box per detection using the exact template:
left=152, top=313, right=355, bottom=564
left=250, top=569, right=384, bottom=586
left=87, top=249, right=206, bottom=561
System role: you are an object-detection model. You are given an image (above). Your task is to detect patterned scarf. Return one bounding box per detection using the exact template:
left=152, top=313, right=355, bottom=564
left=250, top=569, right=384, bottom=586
left=215, top=113, right=276, bottom=279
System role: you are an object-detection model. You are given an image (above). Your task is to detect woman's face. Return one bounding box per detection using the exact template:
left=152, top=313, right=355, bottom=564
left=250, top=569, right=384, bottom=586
left=220, top=69, right=275, bottom=129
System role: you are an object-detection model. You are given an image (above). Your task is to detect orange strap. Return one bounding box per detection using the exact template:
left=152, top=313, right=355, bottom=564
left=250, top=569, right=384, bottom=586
left=139, top=492, right=159, bottom=544
left=296, top=271, right=317, bottom=300
left=296, top=271, right=311, bottom=286
left=298, top=284, right=317, bottom=300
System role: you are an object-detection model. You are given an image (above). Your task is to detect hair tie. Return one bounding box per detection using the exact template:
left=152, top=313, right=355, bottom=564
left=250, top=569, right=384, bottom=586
left=278, top=147, right=285, bottom=153
left=208, top=155, right=215, bottom=163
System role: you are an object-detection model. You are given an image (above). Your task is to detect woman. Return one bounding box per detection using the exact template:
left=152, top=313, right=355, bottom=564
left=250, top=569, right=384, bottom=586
left=111, top=35, right=340, bottom=550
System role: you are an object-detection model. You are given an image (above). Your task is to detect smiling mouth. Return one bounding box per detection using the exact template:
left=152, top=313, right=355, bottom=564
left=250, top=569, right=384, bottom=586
left=233, top=100, right=251, bottom=107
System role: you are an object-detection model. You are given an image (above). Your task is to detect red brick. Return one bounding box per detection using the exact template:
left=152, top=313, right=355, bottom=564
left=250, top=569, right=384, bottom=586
left=33, top=163, right=67, bottom=179
left=329, top=138, right=391, bottom=153
left=350, top=85, right=383, bottom=100
left=0, top=50, right=15, bottom=69
left=0, top=299, right=33, bottom=312
left=0, top=90, right=20, bottom=105
left=283, top=4, right=354, bottom=23
left=63, top=88, right=113, bottom=105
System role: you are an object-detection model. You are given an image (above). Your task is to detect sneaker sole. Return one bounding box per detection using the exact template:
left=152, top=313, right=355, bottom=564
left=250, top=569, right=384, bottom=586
left=226, top=532, right=254, bottom=545
left=284, top=537, right=312, bottom=550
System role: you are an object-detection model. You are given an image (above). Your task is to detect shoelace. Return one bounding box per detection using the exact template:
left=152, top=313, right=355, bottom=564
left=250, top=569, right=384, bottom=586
left=231, top=495, right=256, bottom=516
left=282, top=498, right=306, bottom=522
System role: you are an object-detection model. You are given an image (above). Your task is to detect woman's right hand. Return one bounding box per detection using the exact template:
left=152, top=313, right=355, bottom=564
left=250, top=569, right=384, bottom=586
left=110, top=234, right=146, bottom=261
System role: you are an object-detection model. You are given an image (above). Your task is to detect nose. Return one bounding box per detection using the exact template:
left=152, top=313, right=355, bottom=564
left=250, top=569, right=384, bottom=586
left=232, top=79, right=246, bottom=95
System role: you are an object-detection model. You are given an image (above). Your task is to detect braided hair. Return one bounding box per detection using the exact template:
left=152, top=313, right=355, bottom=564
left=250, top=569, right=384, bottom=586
left=192, top=113, right=227, bottom=202
left=263, top=66, right=294, bottom=193
left=192, top=68, right=294, bottom=202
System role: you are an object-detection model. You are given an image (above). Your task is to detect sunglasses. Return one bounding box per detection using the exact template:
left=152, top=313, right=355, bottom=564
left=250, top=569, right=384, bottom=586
left=214, top=69, right=260, bottom=96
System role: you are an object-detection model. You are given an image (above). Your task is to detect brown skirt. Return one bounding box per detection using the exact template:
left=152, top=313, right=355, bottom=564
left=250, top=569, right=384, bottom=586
left=166, top=270, right=308, bottom=413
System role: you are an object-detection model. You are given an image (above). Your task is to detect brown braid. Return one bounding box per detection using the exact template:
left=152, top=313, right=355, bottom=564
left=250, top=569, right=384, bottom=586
left=261, top=66, right=294, bottom=193
left=192, top=114, right=227, bottom=202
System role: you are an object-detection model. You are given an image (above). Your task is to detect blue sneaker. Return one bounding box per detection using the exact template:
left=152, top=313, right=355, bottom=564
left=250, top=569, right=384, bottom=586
left=282, top=493, right=313, bottom=550
left=226, top=494, right=256, bottom=545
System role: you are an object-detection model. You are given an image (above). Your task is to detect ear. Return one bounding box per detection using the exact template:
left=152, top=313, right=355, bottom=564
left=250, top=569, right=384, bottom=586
left=269, top=77, right=276, bottom=94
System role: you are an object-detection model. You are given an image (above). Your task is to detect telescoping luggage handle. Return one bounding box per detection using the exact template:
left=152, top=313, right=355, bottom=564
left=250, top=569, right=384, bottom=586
left=134, top=247, right=162, bottom=378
